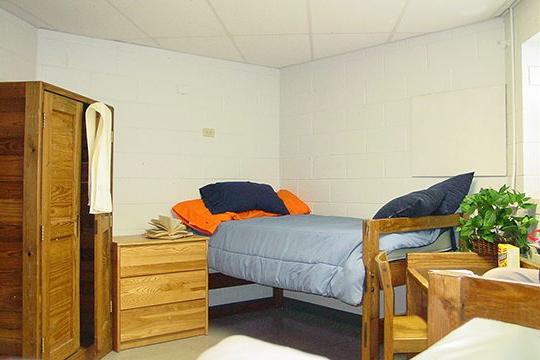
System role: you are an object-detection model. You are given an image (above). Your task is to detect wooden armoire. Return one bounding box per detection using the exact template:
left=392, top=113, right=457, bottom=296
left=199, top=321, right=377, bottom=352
left=0, top=82, right=113, bottom=359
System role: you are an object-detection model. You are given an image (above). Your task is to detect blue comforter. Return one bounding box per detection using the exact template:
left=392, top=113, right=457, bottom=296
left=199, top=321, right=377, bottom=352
left=208, top=215, right=442, bottom=306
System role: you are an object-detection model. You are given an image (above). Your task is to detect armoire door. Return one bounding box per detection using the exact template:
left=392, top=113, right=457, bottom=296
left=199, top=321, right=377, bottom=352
left=41, top=92, right=82, bottom=360
left=94, top=213, right=113, bottom=357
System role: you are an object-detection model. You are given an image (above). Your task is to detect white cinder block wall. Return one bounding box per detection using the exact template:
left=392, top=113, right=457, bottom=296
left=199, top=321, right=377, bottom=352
left=36, top=30, right=281, bottom=236
left=507, top=0, right=540, bottom=199
left=34, top=29, right=280, bottom=306
left=0, top=8, right=36, bottom=81
left=280, top=19, right=509, bottom=313
left=280, top=18, right=509, bottom=220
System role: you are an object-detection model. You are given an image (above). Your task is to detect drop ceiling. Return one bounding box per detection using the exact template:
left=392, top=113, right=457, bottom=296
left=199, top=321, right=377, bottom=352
left=0, top=0, right=512, bottom=68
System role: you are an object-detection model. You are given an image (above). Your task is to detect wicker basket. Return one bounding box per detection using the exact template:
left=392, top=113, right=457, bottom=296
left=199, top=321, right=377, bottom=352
left=470, top=237, right=504, bottom=257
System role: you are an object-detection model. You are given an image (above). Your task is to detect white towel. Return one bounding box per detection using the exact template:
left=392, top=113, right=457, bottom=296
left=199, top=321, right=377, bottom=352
left=85, top=102, right=112, bottom=214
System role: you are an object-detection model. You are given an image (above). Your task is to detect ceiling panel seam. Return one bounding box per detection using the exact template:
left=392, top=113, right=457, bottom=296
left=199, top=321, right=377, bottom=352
left=387, top=0, right=411, bottom=42
left=206, top=0, right=247, bottom=62
left=6, top=0, right=55, bottom=28
left=104, top=0, right=159, bottom=46
left=306, top=0, right=314, bottom=61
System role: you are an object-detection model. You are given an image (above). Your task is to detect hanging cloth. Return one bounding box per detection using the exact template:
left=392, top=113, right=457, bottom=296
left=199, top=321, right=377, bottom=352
left=85, top=102, right=112, bottom=214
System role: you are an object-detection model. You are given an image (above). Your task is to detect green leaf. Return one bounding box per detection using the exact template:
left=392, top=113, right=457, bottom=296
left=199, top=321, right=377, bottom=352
left=483, top=209, right=496, bottom=227
left=482, top=233, right=496, bottom=242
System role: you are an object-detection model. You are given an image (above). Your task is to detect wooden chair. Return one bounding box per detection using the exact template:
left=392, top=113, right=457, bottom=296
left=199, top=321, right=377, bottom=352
left=375, top=251, right=428, bottom=359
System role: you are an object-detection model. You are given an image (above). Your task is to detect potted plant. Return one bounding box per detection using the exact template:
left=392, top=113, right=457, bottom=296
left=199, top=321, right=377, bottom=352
left=457, top=185, right=538, bottom=256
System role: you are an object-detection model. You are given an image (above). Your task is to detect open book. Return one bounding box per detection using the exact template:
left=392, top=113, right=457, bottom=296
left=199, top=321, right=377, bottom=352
left=145, top=215, right=193, bottom=240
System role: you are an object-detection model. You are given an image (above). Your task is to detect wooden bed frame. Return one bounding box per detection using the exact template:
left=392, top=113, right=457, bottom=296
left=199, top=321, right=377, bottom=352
left=208, top=214, right=461, bottom=360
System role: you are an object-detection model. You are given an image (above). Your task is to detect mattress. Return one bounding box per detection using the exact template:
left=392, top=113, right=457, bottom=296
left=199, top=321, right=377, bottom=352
left=387, top=229, right=453, bottom=261
left=208, top=215, right=452, bottom=306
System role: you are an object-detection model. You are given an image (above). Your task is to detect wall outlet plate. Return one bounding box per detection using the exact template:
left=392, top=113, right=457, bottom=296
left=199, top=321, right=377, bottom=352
left=202, top=128, right=215, bottom=138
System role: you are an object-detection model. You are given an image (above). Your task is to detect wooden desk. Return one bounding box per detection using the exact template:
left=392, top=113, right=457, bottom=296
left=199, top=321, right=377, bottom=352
left=427, top=271, right=540, bottom=344
left=406, top=252, right=540, bottom=320
left=406, top=253, right=497, bottom=319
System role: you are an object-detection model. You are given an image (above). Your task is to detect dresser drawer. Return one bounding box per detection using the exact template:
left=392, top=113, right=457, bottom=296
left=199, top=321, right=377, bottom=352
left=119, top=241, right=206, bottom=277
left=120, top=269, right=206, bottom=310
left=120, top=299, right=206, bottom=342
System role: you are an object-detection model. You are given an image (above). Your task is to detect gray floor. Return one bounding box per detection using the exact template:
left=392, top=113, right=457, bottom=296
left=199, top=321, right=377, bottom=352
left=104, top=301, right=361, bottom=360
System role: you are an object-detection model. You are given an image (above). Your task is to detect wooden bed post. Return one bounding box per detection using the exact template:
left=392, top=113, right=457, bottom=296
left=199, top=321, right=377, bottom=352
left=361, top=220, right=380, bottom=360
left=361, top=214, right=460, bottom=360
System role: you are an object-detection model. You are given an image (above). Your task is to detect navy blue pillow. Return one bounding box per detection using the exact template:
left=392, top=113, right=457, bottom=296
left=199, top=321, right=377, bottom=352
left=199, top=182, right=289, bottom=215
left=429, top=172, right=474, bottom=215
left=373, top=188, right=446, bottom=219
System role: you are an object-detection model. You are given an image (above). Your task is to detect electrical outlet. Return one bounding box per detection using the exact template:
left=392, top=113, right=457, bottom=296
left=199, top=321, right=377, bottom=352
left=202, top=128, right=215, bottom=138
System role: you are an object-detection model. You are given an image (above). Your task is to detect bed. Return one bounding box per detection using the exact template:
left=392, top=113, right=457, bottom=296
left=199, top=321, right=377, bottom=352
left=207, top=213, right=460, bottom=360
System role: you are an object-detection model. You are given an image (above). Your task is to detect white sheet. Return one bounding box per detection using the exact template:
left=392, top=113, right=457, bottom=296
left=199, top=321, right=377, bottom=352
left=413, top=318, right=540, bottom=360
left=198, top=335, right=328, bottom=360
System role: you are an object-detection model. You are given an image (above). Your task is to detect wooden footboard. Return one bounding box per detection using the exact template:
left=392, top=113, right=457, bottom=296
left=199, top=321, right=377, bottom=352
left=361, top=214, right=460, bottom=360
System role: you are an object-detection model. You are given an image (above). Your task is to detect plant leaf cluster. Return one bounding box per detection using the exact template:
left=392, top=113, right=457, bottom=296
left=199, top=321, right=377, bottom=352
left=457, top=185, right=537, bottom=254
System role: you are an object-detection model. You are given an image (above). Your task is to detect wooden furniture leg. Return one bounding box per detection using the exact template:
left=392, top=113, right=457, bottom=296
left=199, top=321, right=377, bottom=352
left=362, top=221, right=380, bottom=360
left=208, top=273, right=285, bottom=318
left=273, top=288, right=284, bottom=308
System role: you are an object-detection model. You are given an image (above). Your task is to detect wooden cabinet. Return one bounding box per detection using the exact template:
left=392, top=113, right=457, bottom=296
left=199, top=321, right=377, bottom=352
left=0, top=82, right=113, bottom=359
left=113, top=235, right=209, bottom=351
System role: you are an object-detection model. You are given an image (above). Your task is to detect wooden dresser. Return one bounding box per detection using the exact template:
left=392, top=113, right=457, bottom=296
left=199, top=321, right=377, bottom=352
left=113, top=235, right=209, bottom=351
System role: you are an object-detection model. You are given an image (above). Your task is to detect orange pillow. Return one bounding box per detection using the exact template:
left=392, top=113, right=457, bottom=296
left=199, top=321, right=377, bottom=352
left=233, top=210, right=279, bottom=220
left=172, top=200, right=279, bottom=235
left=172, top=199, right=235, bottom=235
left=277, top=189, right=311, bottom=215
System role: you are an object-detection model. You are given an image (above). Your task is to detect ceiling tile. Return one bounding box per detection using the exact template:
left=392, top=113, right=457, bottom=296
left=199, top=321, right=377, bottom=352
left=0, top=0, right=509, bottom=67
left=313, top=33, right=389, bottom=59
left=398, top=0, right=508, bottom=33
left=234, top=35, right=311, bottom=68
left=156, top=36, right=243, bottom=62
left=210, top=0, right=308, bottom=35
left=110, top=0, right=224, bottom=37
left=310, top=0, right=407, bottom=33
left=9, top=0, right=149, bottom=40
left=0, top=0, right=53, bottom=28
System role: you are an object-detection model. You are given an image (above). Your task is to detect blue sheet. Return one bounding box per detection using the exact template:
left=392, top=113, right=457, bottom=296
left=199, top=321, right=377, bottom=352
left=208, top=215, right=442, bottom=306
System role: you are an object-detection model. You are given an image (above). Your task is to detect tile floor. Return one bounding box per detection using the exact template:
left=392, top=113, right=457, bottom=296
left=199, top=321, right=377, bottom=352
left=104, top=300, right=361, bottom=360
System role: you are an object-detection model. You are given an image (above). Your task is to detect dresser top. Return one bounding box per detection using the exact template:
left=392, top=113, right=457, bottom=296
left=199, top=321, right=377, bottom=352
left=113, top=234, right=208, bottom=246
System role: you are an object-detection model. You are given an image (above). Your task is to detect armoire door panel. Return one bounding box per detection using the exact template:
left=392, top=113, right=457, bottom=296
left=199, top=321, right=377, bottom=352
left=94, top=214, right=113, bottom=357
left=41, top=92, right=82, bottom=360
